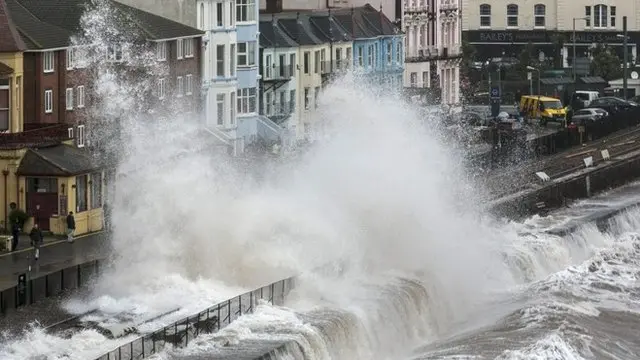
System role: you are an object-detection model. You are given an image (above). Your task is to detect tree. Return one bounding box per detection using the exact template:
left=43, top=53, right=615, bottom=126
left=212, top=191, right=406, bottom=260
left=590, top=44, right=623, bottom=81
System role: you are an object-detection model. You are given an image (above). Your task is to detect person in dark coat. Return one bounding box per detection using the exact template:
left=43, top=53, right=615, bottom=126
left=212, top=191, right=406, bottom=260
left=66, top=211, right=76, bottom=243
left=29, top=223, right=44, bottom=260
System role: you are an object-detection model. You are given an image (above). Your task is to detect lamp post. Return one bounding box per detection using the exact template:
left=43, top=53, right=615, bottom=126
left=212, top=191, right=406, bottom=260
left=572, top=17, right=589, bottom=81
left=527, top=65, right=540, bottom=94
left=617, top=16, right=629, bottom=99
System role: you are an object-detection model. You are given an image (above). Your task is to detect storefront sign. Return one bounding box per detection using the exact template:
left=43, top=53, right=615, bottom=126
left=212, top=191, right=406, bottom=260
left=464, top=30, right=640, bottom=44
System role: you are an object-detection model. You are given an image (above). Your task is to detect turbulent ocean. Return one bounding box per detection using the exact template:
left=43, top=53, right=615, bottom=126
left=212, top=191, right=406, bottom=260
left=152, top=184, right=640, bottom=360
left=2, top=3, right=640, bottom=359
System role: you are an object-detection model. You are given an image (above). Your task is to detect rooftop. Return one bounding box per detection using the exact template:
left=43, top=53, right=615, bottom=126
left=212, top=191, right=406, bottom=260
left=258, top=5, right=401, bottom=48
left=2, top=0, right=203, bottom=50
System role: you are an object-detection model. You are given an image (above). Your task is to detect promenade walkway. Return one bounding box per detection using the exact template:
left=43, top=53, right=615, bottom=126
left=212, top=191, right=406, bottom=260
left=0, top=232, right=107, bottom=291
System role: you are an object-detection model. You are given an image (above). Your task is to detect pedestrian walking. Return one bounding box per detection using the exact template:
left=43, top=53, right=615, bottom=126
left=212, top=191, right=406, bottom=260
left=29, top=223, right=44, bottom=260
left=8, top=202, right=27, bottom=252
left=66, top=211, right=76, bottom=243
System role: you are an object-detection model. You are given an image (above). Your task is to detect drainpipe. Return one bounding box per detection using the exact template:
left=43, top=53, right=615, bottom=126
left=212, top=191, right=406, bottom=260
left=328, top=9, right=333, bottom=73
left=2, top=169, right=8, bottom=230
left=15, top=172, right=19, bottom=209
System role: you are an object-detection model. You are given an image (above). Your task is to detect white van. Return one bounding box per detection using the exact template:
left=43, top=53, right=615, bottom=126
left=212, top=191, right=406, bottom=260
left=574, top=91, right=600, bottom=107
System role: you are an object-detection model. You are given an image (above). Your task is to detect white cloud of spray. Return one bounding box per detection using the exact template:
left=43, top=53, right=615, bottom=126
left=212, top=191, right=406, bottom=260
left=60, top=0, right=522, bottom=353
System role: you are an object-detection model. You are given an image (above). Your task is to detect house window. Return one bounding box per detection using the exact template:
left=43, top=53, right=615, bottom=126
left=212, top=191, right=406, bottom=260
left=183, top=38, right=194, bottom=58
left=177, top=76, right=184, bottom=97
left=229, top=0, right=235, bottom=26
left=16, top=76, right=21, bottom=110
left=314, top=50, right=320, bottom=73
left=534, top=4, right=546, bottom=27
left=156, top=41, right=167, bottom=61
left=200, top=3, right=205, bottom=29
left=279, top=54, right=286, bottom=76
left=611, top=6, right=616, bottom=27
left=265, top=92, right=272, bottom=114
left=177, top=39, right=184, bottom=59
left=158, top=78, right=166, bottom=99
left=479, top=4, right=491, bottom=27
left=0, top=84, right=8, bottom=131
left=75, top=174, right=88, bottom=212
left=230, top=92, right=235, bottom=124
left=236, top=0, right=255, bottom=22
left=410, top=72, right=417, bottom=87
left=336, top=47, right=343, bottom=67
left=290, top=89, right=296, bottom=111
left=230, top=44, right=236, bottom=76
left=66, top=48, right=75, bottom=70
left=506, top=4, right=518, bottom=27
left=186, top=74, right=193, bottom=95
left=304, top=87, right=310, bottom=109
left=77, top=124, right=85, bottom=148
left=422, top=71, right=428, bottom=87
left=44, top=89, right=53, bottom=113
left=396, top=43, right=402, bottom=64
left=237, top=42, right=256, bottom=66
left=585, top=6, right=591, bottom=27
left=90, top=172, right=102, bottom=209
left=386, top=43, right=392, bottom=65
left=367, top=45, right=373, bottom=66
left=216, top=2, right=223, bottom=26
left=43, top=51, right=54, bottom=73
left=265, top=54, right=272, bottom=78
left=216, top=45, right=225, bottom=76
left=279, top=91, right=286, bottom=113
left=236, top=87, right=256, bottom=114
left=346, top=47, right=352, bottom=62
left=216, top=93, right=225, bottom=125
left=320, top=49, right=326, bottom=72
left=357, top=47, right=363, bottom=66
left=314, top=86, right=320, bottom=109
left=303, top=51, right=310, bottom=73
left=594, top=4, right=607, bottom=28
left=106, top=44, right=123, bottom=61
left=77, top=85, right=85, bottom=108
left=290, top=53, right=296, bottom=74
left=66, top=88, right=74, bottom=110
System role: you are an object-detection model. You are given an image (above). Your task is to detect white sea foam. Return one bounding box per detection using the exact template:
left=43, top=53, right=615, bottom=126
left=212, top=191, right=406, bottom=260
left=4, top=2, right=640, bottom=359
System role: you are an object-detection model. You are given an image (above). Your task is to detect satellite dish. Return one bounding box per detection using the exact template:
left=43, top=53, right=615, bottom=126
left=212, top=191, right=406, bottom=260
left=631, top=71, right=639, bottom=80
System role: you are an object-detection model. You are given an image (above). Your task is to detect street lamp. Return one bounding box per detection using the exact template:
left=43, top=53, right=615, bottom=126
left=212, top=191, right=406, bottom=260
left=572, top=17, right=589, bottom=81
left=527, top=65, right=540, bottom=94
left=617, top=16, right=629, bottom=99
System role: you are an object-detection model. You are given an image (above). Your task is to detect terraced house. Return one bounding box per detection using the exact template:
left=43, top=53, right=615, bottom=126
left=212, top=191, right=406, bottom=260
left=0, top=0, right=202, bottom=236
left=259, top=5, right=402, bottom=142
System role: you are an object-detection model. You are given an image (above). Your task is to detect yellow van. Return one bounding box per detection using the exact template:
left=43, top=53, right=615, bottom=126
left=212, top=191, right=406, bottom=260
left=519, top=95, right=567, bottom=126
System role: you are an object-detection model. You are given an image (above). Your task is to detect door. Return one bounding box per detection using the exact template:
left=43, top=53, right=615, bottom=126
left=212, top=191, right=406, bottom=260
left=25, top=177, right=59, bottom=230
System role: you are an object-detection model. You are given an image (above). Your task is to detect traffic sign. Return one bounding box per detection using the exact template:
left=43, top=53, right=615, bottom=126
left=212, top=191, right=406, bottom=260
left=490, top=86, right=501, bottom=99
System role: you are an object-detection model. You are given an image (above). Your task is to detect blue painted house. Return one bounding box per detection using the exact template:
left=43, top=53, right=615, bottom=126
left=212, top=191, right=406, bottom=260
left=331, top=5, right=404, bottom=89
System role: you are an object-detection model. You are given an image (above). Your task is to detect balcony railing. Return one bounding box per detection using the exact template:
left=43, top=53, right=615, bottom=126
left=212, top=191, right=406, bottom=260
left=405, top=46, right=462, bottom=62
left=0, top=124, right=73, bottom=149
left=440, top=1, right=458, bottom=11
left=319, top=60, right=352, bottom=75
left=263, top=102, right=295, bottom=116
left=262, top=65, right=295, bottom=81
left=405, top=5, right=429, bottom=13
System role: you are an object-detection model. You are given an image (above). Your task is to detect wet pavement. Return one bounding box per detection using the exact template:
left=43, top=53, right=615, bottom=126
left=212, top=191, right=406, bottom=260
left=0, top=232, right=108, bottom=291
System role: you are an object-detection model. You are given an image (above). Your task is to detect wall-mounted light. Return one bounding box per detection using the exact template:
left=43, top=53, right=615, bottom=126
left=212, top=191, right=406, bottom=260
left=88, top=180, right=93, bottom=185
left=60, top=183, right=66, bottom=195
left=19, top=187, right=23, bottom=194
left=71, top=184, right=77, bottom=189
left=1, top=169, right=8, bottom=176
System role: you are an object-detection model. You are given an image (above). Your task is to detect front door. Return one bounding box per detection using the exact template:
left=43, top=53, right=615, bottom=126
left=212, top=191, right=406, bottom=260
left=25, top=177, right=59, bottom=230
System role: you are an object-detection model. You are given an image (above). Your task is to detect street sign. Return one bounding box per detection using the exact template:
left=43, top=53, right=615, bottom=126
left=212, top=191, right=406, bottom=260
left=490, top=86, right=500, bottom=99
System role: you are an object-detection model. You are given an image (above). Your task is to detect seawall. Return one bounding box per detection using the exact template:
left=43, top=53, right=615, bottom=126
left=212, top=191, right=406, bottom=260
left=489, top=149, right=640, bottom=218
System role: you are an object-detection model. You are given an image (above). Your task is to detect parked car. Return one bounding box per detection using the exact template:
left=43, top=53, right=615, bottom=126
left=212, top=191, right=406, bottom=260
left=570, top=108, right=609, bottom=127
left=588, top=97, right=638, bottom=115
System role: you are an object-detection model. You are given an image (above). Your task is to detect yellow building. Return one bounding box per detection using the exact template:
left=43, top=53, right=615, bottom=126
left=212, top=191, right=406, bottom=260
left=1, top=5, right=104, bottom=236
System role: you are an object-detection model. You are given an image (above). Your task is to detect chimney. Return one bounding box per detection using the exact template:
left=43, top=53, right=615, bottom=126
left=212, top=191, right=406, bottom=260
left=266, top=0, right=282, bottom=13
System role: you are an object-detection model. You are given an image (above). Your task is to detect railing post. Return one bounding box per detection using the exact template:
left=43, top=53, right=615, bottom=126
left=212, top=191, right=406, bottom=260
left=239, top=295, right=242, bottom=316
left=217, top=304, right=221, bottom=330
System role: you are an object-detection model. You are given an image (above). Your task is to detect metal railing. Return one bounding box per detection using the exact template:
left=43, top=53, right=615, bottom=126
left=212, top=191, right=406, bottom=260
left=262, top=65, right=295, bottom=80
left=94, top=277, right=294, bottom=360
